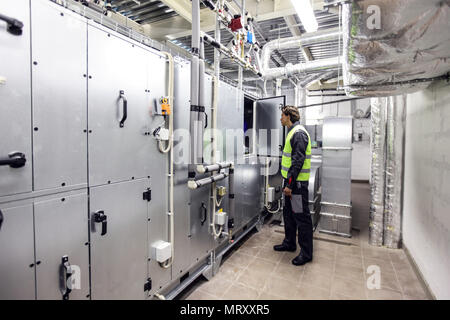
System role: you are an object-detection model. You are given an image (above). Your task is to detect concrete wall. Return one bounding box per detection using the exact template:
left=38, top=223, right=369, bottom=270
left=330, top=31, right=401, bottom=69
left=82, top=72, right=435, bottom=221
left=403, top=80, right=450, bottom=299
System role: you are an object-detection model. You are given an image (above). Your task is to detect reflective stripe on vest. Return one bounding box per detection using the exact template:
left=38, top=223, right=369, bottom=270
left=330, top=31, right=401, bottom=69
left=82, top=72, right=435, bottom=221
left=281, top=124, right=312, bottom=181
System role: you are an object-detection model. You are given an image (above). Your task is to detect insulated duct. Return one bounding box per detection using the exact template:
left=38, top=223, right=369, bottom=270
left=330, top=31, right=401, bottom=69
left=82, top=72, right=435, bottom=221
left=369, top=97, right=387, bottom=246
left=383, top=95, right=406, bottom=249
left=342, top=0, right=450, bottom=97
left=261, top=28, right=342, bottom=73
left=369, top=96, right=405, bottom=248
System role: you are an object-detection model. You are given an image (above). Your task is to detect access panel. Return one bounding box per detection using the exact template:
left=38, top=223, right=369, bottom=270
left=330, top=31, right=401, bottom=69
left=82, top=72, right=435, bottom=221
left=0, top=0, right=32, bottom=197
left=90, top=179, right=150, bottom=299
left=31, top=0, right=88, bottom=191
left=0, top=202, right=35, bottom=299
left=34, top=191, right=89, bottom=300
left=87, top=25, right=164, bottom=186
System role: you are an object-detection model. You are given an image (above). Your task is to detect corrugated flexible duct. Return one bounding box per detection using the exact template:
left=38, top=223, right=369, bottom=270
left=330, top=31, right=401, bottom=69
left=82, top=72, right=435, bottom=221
left=369, top=97, right=387, bottom=246
left=383, top=95, right=406, bottom=249
left=342, top=0, right=450, bottom=97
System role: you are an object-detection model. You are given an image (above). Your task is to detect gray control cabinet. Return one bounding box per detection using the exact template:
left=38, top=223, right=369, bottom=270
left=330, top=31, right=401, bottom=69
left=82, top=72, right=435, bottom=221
left=90, top=179, right=150, bottom=300
left=34, top=191, right=89, bottom=300
left=87, top=24, right=164, bottom=187
left=0, top=202, right=35, bottom=300
left=31, top=0, right=88, bottom=191
left=0, top=0, right=32, bottom=197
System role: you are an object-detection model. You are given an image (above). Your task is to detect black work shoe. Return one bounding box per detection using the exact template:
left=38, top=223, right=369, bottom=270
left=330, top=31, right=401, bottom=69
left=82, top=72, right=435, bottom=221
left=292, top=255, right=312, bottom=266
left=273, top=244, right=296, bottom=252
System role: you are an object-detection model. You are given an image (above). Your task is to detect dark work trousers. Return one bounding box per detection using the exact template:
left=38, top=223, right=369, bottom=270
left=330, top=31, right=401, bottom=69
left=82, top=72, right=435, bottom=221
left=282, top=180, right=313, bottom=260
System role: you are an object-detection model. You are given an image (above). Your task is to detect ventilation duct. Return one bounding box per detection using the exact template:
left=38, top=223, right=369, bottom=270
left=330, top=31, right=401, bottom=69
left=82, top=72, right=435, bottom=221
left=342, top=0, right=450, bottom=97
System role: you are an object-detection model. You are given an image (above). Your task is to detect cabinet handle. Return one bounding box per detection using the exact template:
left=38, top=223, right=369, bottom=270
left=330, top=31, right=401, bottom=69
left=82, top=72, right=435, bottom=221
left=59, top=255, right=72, bottom=300
left=0, top=152, right=26, bottom=168
left=0, top=13, right=23, bottom=36
left=119, top=90, right=128, bottom=128
left=94, top=210, right=107, bottom=236
left=0, top=209, right=3, bottom=231
left=200, top=202, right=207, bottom=226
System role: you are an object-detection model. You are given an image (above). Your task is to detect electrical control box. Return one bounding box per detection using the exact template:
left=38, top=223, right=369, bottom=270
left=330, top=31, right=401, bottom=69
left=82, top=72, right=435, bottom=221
left=153, top=127, right=169, bottom=141
left=215, top=211, right=227, bottom=226
left=267, top=187, right=275, bottom=203
left=217, top=186, right=227, bottom=197
left=151, top=240, right=172, bottom=263
left=154, top=97, right=171, bottom=116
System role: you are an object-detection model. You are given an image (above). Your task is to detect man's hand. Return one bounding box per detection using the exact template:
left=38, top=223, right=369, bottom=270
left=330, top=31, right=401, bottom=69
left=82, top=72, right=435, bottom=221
left=283, top=187, right=292, bottom=197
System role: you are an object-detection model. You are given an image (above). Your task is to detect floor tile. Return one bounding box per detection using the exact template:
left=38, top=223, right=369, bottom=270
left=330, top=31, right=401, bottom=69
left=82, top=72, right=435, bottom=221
left=258, top=291, right=285, bottom=300
left=223, top=252, right=256, bottom=268
left=302, top=267, right=334, bottom=291
left=263, top=275, right=302, bottom=300
left=295, top=284, right=330, bottom=300
left=273, top=262, right=304, bottom=284
left=336, top=244, right=362, bottom=257
left=366, top=288, right=403, bottom=300
left=331, top=277, right=367, bottom=299
left=336, top=253, right=364, bottom=268
left=363, top=257, right=396, bottom=275
left=236, top=269, right=270, bottom=291
left=186, top=289, right=220, bottom=300
left=247, top=257, right=278, bottom=274
left=198, top=278, right=233, bottom=299
left=256, top=247, right=285, bottom=263
left=222, top=283, right=260, bottom=300
left=334, top=262, right=366, bottom=284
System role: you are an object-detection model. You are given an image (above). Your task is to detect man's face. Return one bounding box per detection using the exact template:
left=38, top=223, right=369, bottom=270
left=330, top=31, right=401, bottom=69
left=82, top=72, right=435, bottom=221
left=280, top=112, right=290, bottom=127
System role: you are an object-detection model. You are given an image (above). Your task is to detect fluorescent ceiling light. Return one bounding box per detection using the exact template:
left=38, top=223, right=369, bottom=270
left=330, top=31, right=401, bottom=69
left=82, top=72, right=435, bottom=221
left=290, top=0, right=318, bottom=33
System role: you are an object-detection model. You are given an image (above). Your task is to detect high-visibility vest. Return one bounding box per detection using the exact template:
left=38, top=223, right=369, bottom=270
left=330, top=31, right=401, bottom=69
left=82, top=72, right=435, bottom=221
left=281, top=124, right=311, bottom=181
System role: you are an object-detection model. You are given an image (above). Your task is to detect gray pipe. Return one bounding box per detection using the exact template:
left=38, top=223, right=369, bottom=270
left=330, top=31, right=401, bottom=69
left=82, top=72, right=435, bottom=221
left=197, top=162, right=234, bottom=174
left=190, top=0, right=201, bottom=167
left=198, top=38, right=206, bottom=164
left=188, top=173, right=230, bottom=189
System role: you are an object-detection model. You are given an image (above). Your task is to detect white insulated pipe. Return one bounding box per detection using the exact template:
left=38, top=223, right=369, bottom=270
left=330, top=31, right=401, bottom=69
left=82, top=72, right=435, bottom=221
left=263, top=56, right=343, bottom=81
left=261, top=28, right=342, bottom=73
left=188, top=173, right=230, bottom=190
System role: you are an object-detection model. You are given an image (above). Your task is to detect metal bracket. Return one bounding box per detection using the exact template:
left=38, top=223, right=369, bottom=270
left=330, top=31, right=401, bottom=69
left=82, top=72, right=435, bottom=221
left=143, top=189, right=152, bottom=202
left=144, top=278, right=152, bottom=292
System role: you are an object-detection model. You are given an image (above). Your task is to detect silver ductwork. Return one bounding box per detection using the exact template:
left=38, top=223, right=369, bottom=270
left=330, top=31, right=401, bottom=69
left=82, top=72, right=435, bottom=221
left=383, top=95, right=406, bottom=249
left=342, top=0, right=450, bottom=97
left=369, top=98, right=387, bottom=246
left=369, top=96, right=405, bottom=248
left=261, top=28, right=342, bottom=71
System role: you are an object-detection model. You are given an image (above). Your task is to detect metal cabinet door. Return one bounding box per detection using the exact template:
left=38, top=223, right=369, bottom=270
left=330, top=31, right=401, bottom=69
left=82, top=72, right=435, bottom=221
left=31, top=0, right=88, bottom=190
left=0, top=203, right=35, bottom=300
left=88, top=26, right=155, bottom=186
left=255, top=96, right=286, bottom=157
left=34, top=192, right=89, bottom=300
left=189, top=187, right=213, bottom=267
left=0, top=0, right=32, bottom=197
left=90, top=179, right=150, bottom=300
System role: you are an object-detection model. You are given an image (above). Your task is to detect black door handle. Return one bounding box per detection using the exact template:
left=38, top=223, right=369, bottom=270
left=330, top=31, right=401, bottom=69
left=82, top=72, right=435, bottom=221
left=0, top=152, right=26, bottom=168
left=200, top=202, right=207, bottom=226
left=0, top=209, right=4, bottom=231
left=59, top=255, right=73, bottom=300
left=119, top=90, right=127, bottom=128
left=0, top=13, right=24, bottom=36
left=94, top=210, right=107, bottom=236
left=204, top=112, right=208, bottom=129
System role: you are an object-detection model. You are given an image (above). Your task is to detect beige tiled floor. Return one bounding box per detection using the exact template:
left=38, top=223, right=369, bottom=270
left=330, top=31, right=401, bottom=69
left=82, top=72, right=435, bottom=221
left=180, top=224, right=431, bottom=300
left=179, top=182, right=432, bottom=300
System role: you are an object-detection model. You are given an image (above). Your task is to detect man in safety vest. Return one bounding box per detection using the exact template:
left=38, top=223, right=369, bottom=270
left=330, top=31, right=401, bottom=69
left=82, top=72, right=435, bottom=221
left=273, top=106, right=313, bottom=266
